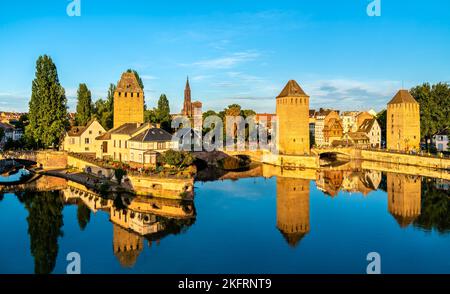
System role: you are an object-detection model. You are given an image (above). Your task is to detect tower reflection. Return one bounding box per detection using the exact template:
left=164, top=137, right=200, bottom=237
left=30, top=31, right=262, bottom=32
left=276, top=177, right=310, bottom=247
left=387, top=173, right=422, bottom=228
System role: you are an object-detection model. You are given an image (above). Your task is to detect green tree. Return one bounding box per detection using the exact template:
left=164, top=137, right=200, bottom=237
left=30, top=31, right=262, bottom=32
left=242, top=109, right=256, bottom=118
left=0, top=128, right=4, bottom=144
left=26, top=55, right=69, bottom=149
left=94, top=83, right=115, bottom=130
left=144, top=107, right=158, bottom=124
left=376, top=109, right=387, bottom=145
left=410, top=83, right=450, bottom=150
left=127, top=69, right=144, bottom=90
left=23, top=190, right=64, bottom=274
left=157, top=94, right=171, bottom=130
left=75, top=83, right=93, bottom=126
left=114, top=168, right=127, bottom=184
left=161, top=150, right=193, bottom=168
left=414, top=179, right=449, bottom=234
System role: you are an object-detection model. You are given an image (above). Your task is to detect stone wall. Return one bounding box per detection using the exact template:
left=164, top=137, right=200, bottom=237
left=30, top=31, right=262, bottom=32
left=67, top=155, right=115, bottom=178
left=35, top=151, right=68, bottom=170
left=360, top=150, right=450, bottom=171
left=126, top=175, right=194, bottom=199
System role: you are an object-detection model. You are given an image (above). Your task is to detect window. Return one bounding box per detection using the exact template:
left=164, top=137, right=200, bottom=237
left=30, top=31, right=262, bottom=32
left=70, top=138, right=75, bottom=144
left=157, top=142, right=166, bottom=149
left=114, top=140, right=116, bottom=147
left=131, top=93, right=134, bottom=98
left=125, top=141, right=127, bottom=148
left=85, top=138, right=90, bottom=144
left=137, top=93, right=140, bottom=98
left=119, top=140, right=121, bottom=148
left=89, top=130, right=92, bottom=135
left=118, top=92, right=121, bottom=97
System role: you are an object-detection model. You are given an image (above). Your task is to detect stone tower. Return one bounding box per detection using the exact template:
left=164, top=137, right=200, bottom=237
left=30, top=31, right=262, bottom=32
left=182, top=77, right=192, bottom=117
left=387, top=90, right=420, bottom=151
left=276, top=80, right=310, bottom=155
left=387, top=173, right=421, bottom=228
left=112, top=224, right=144, bottom=268
left=276, top=177, right=310, bottom=247
left=113, top=72, right=145, bottom=129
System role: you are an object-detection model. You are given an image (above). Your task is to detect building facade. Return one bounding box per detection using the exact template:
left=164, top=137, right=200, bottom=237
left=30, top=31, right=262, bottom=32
left=276, top=80, right=310, bottom=155
left=433, top=132, right=449, bottom=151
left=323, top=111, right=343, bottom=146
left=340, top=111, right=359, bottom=134
left=358, top=118, right=381, bottom=148
left=113, top=72, right=145, bottom=129
left=62, top=119, right=106, bottom=154
left=387, top=90, right=421, bottom=151
left=128, top=127, right=175, bottom=166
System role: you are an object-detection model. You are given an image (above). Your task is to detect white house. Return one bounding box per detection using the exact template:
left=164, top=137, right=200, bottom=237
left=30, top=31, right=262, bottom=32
left=433, top=132, right=449, bottom=151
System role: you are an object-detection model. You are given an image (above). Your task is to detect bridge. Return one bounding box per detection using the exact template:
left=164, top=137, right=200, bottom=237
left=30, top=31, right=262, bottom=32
left=0, top=151, right=67, bottom=170
left=0, top=173, right=68, bottom=193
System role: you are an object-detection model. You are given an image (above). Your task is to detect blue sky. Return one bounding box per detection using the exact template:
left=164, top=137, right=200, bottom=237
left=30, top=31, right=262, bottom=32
left=0, top=0, right=449, bottom=113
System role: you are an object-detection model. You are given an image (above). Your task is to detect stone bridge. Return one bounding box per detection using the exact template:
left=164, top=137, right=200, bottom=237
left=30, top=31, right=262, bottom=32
left=0, top=174, right=68, bottom=193
left=310, top=147, right=359, bottom=158
left=0, top=151, right=68, bottom=170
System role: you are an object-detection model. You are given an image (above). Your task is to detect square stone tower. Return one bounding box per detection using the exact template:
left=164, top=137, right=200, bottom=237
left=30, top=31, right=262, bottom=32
left=113, top=72, right=145, bottom=129
left=276, top=80, right=310, bottom=155
left=387, top=90, right=420, bottom=151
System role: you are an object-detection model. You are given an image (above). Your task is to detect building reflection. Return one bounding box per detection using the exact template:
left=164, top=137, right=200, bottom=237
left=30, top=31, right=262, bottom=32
left=63, top=181, right=196, bottom=268
left=276, top=177, right=310, bottom=247
left=386, top=173, right=422, bottom=228
left=316, top=169, right=382, bottom=197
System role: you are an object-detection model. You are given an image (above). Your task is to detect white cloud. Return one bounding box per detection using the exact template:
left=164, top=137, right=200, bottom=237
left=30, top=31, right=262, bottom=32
left=141, top=75, right=158, bottom=81
left=186, top=51, right=260, bottom=69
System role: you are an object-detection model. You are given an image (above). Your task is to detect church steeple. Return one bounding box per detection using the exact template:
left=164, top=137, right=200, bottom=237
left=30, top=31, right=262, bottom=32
left=182, top=76, right=192, bottom=117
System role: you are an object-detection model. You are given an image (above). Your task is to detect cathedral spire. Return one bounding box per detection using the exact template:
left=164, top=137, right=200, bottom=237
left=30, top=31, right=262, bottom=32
left=182, top=76, right=192, bottom=117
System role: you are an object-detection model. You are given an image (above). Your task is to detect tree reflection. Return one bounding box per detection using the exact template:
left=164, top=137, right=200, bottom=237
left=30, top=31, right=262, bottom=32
left=23, top=190, right=64, bottom=274
left=414, top=180, right=450, bottom=234
left=77, top=203, right=91, bottom=231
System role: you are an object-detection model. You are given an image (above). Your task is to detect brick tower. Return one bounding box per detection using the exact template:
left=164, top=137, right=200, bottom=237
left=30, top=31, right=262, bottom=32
left=276, top=80, right=310, bottom=155
left=113, top=72, right=145, bottom=129
left=387, top=90, right=420, bottom=151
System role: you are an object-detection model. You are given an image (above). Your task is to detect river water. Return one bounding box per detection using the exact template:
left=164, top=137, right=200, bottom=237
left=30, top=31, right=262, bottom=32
left=0, top=167, right=448, bottom=274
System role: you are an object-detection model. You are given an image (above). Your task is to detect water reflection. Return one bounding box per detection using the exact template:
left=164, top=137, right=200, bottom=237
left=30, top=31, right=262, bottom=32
left=0, top=164, right=448, bottom=273
left=276, top=178, right=310, bottom=247
left=274, top=169, right=449, bottom=248
left=387, top=173, right=421, bottom=228
left=63, top=182, right=197, bottom=268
